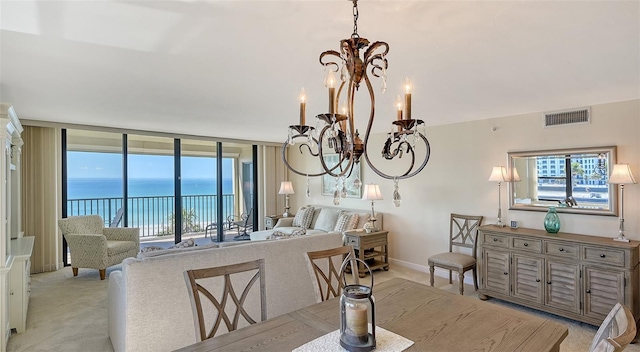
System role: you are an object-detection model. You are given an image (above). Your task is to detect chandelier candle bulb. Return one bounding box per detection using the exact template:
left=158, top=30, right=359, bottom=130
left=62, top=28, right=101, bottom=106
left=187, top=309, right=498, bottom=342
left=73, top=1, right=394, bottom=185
left=395, top=95, right=403, bottom=120
left=404, top=77, right=412, bottom=121
left=327, top=70, right=336, bottom=114
left=299, top=88, right=306, bottom=125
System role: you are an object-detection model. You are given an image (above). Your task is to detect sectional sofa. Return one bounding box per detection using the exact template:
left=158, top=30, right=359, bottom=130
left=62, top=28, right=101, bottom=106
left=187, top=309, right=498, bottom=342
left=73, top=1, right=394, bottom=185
left=250, top=205, right=382, bottom=241
left=108, top=232, right=345, bottom=351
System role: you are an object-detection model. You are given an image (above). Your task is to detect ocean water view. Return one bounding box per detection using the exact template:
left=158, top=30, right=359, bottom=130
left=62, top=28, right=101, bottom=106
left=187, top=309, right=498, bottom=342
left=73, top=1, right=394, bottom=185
left=67, top=178, right=236, bottom=236
left=68, top=177, right=234, bottom=199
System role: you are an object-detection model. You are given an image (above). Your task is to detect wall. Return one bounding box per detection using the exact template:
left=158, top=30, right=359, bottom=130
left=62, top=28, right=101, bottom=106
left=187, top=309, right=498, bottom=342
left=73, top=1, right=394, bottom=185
left=288, top=99, right=640, bottom=272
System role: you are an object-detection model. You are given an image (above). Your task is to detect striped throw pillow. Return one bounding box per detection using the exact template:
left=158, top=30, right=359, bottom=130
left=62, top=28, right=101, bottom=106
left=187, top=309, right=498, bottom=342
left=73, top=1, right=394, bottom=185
left=292, top=206, right=315, bottom=229
left=334, top=212, right=359, bottom=232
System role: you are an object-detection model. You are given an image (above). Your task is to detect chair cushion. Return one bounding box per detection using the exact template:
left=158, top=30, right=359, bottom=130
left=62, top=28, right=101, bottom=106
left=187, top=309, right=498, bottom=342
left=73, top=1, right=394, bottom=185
left=428, top=252, right=475, bottom=269
left=107, top=240, right=138, bottom=256
left=292, top=206, right=315, bottom=229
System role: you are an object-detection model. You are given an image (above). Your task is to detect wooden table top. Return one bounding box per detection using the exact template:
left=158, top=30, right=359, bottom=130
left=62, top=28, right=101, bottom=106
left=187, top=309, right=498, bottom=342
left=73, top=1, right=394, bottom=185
left=175, top=278, right=568, bottom=352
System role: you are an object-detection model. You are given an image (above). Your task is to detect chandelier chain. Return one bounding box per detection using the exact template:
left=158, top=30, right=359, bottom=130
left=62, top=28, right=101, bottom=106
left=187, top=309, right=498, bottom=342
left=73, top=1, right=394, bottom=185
left=352, top=0, right=359, bottom=38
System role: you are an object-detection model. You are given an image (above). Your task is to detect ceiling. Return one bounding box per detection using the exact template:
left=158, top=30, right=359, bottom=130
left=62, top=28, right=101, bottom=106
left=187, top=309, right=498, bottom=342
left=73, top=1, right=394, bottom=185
left=1, top=1, right=638, bottom=144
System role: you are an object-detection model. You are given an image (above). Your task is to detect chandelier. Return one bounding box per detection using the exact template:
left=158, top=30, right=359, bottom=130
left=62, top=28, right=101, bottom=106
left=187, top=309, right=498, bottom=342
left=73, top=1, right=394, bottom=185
left=282, top=0, right=431, bottom=206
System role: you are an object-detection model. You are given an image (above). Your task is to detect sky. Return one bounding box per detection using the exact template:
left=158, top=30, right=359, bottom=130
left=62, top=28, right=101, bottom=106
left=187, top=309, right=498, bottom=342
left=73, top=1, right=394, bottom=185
left=67, top=151, right=233, bottom=179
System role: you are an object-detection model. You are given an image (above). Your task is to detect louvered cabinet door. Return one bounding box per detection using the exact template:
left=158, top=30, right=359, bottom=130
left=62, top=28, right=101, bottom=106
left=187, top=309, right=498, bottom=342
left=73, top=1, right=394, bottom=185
left=583, top=266, right=625, bottom=321
left=482, top=249, right=510, bottom=295
left=545, top=260, right=581, bottom=314
left=512, top=254, right=544, bottom=303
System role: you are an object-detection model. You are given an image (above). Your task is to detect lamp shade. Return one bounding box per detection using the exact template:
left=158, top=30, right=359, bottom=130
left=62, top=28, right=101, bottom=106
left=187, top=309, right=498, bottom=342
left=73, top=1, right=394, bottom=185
left=608, top=164, right=637, bottom=184
left=362, top=184, right=383, bottom=201
left=278, top=181, right=295, bottom=194
left=510, top=168, right=521, bottom=182
left=488, top=166, right=507, bottom=182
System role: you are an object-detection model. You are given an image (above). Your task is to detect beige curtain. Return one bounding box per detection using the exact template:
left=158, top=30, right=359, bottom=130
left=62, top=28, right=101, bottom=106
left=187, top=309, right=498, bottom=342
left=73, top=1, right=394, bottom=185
left=21, top=126, right=61, bottom=273
left=259, top=145, right=287, bottom=226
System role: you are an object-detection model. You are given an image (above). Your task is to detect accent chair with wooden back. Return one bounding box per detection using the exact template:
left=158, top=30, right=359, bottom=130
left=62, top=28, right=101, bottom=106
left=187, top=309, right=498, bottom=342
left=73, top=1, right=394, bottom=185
left=427, top=213, right=483, bottom=295
left=58, top=214, right=140, bottom=280
left=305, top=245, right=358, bottom=303
left=183, top=259, right=266, bottom=342
left=589, top=303, right=636, bottom=352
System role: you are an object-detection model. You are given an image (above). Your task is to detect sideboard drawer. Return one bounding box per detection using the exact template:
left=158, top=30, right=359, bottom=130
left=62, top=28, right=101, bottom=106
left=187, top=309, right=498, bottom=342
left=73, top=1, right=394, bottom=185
left=583, top=246, right=625, bottom=267
left=513, top=238, right=542, bottom=253
left=545, top=241, right=579, bottom=259
left=483, top=233, right=509, bottom=248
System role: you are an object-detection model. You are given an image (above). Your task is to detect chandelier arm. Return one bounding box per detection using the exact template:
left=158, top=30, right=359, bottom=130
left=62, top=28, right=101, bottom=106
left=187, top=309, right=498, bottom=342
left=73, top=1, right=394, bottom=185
left=319, top=50, right=342, bottom=72
left=316, top=125, right=354, bottom=179
left=361, top=73, right=431, bottom=180
left=282, top=139, right=331, bottom=177
left=363, top=41, right=389, bottom=66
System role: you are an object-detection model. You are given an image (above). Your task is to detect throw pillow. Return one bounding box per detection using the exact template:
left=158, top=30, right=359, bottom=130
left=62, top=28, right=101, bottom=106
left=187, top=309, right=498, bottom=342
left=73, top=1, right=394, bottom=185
left=334, top=212, right=359, bottom=232
left=267, top=228, right=306, bottom=240
left=170, top=238, right=196, bottom=249
left=140, top=245, right=165, bottom=253
left=314, top=208, right=341, bottom=232
left=292, top=206, right=315, bottom=229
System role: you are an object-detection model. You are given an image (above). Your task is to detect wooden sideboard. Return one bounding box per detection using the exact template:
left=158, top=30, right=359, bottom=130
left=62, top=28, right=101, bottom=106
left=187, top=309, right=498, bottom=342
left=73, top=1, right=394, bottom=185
left=477, top=225, right=640, bottom=330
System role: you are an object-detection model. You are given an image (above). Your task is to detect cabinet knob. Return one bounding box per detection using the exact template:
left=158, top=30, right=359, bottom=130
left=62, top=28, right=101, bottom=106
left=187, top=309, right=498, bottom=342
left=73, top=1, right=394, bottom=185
left=586, top=289, right=591, bottom=293
left=493, top=238, right=498, bottom=242
left=503, top=272, right=508, bottom=275
left=536, top=279, right=540, bottom=282
left=600, top=254, right=606, bottom=258
left=524, top=243, right=529, bottom=247
left=559, top=248, right=564, bottom=252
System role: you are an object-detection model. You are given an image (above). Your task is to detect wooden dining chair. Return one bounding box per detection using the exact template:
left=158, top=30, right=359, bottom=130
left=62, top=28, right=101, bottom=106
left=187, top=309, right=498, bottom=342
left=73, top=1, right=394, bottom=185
left=428, top=213, right=483, bottom=295
left=183, top=259, right=266, bottom=342
left=305, top=246, right=358, bottom=302
left=589, top=303, right=636, bottom=352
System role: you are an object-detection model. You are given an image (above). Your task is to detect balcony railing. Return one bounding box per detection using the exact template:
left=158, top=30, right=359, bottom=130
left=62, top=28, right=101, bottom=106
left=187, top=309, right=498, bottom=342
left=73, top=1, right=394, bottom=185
left=67, top=194, right=236, bottom=237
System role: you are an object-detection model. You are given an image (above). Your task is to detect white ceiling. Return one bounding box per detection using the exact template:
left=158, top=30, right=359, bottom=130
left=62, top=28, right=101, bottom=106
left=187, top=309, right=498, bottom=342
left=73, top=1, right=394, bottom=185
left=1, top=1, right=638, bottom=144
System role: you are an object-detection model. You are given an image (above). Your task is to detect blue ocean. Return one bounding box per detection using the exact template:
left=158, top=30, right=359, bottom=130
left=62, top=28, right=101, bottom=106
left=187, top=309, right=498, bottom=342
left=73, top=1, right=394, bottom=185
left=67, top=178, right=236, bottom=235
left=68, top=178, right=234, bottom=199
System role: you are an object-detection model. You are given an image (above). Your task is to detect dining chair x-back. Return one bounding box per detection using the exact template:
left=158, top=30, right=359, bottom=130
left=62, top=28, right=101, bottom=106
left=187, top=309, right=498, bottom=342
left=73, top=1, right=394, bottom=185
left=183, top=259, right=266, bottom=342
left=428, top=213, right=483, bottom=295
left=305, top=245, right=358, bottom=303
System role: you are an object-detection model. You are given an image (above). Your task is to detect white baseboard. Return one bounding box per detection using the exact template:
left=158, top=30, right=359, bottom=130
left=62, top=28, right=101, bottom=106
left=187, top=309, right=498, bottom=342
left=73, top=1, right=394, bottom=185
left=389, top=257, right=476, bottom=286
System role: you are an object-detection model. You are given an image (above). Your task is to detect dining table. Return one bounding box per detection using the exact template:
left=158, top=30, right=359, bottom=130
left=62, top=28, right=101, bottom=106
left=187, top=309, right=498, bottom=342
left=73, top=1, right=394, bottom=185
left=175, top=277, right=568, bottom=352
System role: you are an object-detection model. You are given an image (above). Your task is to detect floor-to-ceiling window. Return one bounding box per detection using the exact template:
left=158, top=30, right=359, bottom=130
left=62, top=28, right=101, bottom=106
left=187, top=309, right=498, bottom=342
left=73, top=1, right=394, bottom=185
left=62, top=128, right=258, bottom=262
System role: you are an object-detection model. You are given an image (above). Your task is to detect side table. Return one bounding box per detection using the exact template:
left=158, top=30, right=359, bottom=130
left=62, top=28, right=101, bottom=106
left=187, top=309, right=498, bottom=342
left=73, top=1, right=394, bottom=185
left=264, top=215, right=284, bottom=230
left=343, top=230, right=389, bottom=277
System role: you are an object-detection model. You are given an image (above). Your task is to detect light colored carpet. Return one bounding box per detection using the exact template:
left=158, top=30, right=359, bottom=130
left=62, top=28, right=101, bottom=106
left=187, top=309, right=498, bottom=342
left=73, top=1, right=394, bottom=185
left=6, top=264, right=639, bottom=352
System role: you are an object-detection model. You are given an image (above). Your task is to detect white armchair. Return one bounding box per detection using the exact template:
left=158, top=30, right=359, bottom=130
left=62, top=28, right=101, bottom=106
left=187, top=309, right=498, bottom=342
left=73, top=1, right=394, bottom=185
left=58, top=215, right=140, bottom=280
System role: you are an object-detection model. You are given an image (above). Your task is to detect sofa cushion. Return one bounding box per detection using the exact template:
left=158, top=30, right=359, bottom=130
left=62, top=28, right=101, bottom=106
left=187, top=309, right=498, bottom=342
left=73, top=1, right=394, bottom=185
left=313, top=208, right=342, bottom=232
left=292, top=206, right=315, bottom=228
left=334, top=212, right=359, bottom=232
left=137, top=242, right=219, bottom=258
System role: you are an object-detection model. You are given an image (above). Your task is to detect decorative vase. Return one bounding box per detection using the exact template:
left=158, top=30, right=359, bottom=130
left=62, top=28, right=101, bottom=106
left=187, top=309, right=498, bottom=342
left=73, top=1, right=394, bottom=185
left=544, top=207, right=561, bottom=233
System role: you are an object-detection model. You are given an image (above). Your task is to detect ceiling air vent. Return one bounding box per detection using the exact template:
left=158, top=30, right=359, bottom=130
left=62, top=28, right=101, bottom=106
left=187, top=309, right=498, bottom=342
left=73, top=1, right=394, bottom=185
left=543, top=107, right=590, bottom=127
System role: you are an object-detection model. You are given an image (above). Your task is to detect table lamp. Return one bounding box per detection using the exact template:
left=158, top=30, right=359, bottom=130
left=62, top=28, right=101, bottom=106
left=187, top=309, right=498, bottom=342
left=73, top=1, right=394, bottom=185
left=362, top=184, right=383, bottom=233
left=608, top=164, right=636, bottom=242
left=278, top=181, right=295, bottom=217
left=488, top=166, right=507, bottom=227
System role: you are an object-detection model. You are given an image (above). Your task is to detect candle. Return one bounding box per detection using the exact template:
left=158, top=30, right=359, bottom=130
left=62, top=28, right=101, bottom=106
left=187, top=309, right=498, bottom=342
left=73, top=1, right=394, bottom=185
left=345, top=302, right=368, bottom=343
left=395, top=95, right=403, bottom=121
left=340, top=101, right=347, bottom=131
left=404, top=77, right=412, bottom=120
left=299, top=88, right=306, bottom=126
left=327, top=70, right=336, bottom=114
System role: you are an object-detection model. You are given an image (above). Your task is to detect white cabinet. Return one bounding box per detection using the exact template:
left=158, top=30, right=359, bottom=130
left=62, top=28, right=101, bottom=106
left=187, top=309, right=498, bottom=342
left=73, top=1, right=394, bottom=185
left=9, top=237, right=33, bottom=333
left=0, top=104, right=22, bottom=352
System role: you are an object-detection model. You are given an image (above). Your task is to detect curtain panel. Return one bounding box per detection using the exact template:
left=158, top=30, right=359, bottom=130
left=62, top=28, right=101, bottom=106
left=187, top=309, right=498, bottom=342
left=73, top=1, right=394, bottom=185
left=21, top=126, right=61, bottom=273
